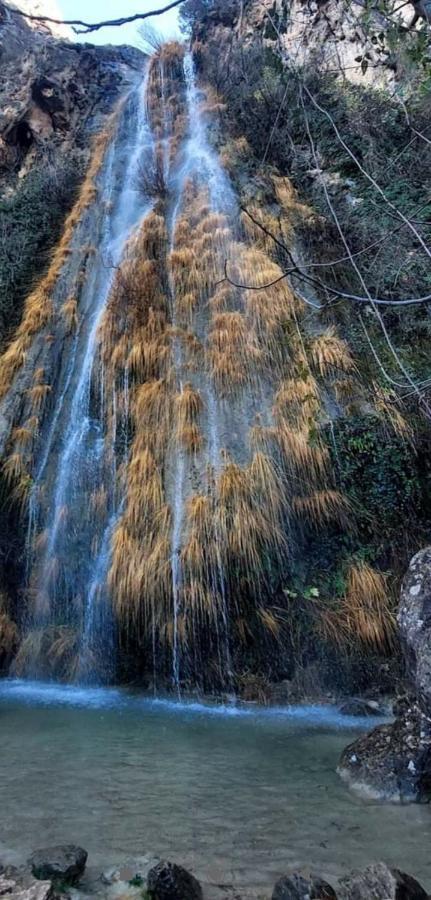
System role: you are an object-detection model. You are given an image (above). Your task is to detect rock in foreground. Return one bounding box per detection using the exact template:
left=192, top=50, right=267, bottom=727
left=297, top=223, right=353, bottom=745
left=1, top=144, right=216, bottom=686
left=338, top=862, right=428, bottom=899
left=338, top=548, right=431, bottom=802
left=28, top=845, right=87, bottom=885
left=271, top=863, right=429, bottom=900
left=0, top=873, right=53, bottom=900
left=147, top=860, right=202, bottom=900
left=338, top=702, right=429, bottom=801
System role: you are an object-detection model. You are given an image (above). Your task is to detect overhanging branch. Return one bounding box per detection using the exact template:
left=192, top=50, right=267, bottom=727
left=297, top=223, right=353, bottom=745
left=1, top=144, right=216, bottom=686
left=9, top=0, right=184, bottom=34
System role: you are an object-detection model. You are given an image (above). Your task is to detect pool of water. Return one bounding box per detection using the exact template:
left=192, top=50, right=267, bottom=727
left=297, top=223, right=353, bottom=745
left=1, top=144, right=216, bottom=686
left=0, top=680, right=429, bottom=896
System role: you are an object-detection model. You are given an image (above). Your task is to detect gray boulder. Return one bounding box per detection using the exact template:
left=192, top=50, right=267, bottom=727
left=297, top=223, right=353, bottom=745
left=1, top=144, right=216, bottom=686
left=338, top=548, right=431, bottom=802
left=28, top=845, right=87, bottom=885
left=338, top=862, right=428, bottom=899
left=147, top=861, right=202, bottom=900
left=9, top=885, right=53, bottom=900
left=272, top=872, right=337, bottom=899
left=0, top=874, right=53, bottom=900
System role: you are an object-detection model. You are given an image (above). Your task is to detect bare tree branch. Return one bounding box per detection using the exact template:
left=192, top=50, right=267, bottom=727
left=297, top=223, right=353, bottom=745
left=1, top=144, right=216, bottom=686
left=237, top=206, right=431, bottom=305
left=9, top=0, right=184, bottom=35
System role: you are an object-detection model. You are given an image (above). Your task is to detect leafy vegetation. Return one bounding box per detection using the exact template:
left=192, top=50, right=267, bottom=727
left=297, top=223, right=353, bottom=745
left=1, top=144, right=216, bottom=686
left=330, top=416, right=424, bottom=539
left=0, top=152, right=84, bottom=347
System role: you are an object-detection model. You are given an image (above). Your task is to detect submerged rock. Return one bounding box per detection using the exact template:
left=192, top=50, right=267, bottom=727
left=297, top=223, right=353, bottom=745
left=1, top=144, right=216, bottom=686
left=272, top=872, right=337, bottom=899
left=339, top=698, right=384, bottom=717
left=338, top=862, right=428, bottom=899
left=28, top=845, right=87, bottom=885
left=338, top=548, right=431, bottom=802
left=146, top=861, right=202, bottom=900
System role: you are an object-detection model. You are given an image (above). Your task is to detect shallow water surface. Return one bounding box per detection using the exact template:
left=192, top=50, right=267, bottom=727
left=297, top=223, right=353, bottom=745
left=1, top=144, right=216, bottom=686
left=0, top=680, right=429, bottom=895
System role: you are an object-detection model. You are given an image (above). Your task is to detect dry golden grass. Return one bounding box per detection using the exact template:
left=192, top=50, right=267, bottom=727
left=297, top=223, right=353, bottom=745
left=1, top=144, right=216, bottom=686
left=11, top=474, right=32, bottom=512
left=275, top=377, right=320, bottom=428
left=215, top=458, right=287, bottom=575
left=0, top=114, right=118, bottom=400
left=106, top=204, right=174, bottom=629
left=177, top=424, right=203, bottom=454
left=310, top=328, right=355, bottom=378
left=11, top=426, right=34, bottom=449
left=249, top=451, right=283, bottom=521
left=276, top=423, right=330, bottom=486
left=321, top=563, right=396, bottom=653
left=175, top=383, right=204, bottom=427
left=219, top=136, right=250, bottom=173
left=292, top=489, right=351, bottom=529
left=248, top=423, right=277, bottom=453
left=231, top=244, right=297, bottom=357
left=27, top=384, right=51, bottom=414
left=62, top=296, right=79, bottom=333
left=2, top=452, right=26, bottom=486
left=147, top=44, right=187, bottom=171
left=157, top=41, right=185, bottom=67
left=343, top=563, right=396, bottom=651
left=373, top=382, right=414, bottom=443
left=273, top=175, right=313, bottom=226
left=208, top=312, right=262, bottom=394
left=13, top=626, right=79, bottom=680
left=241, top=205, right=290, bottom=254
left=258, top=607, right=281, bottom=639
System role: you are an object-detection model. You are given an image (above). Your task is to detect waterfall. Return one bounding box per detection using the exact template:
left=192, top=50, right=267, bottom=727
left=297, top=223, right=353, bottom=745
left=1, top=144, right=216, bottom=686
left=4, top=42, right=301, bottom=690
left=17, top=67, right=156, bottom=682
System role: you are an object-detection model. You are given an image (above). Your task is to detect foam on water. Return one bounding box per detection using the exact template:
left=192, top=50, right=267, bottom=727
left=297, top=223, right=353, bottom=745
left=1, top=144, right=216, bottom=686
left=0, top=679, right=388, bottom=729
left=0, top=679, right=125, bottom=709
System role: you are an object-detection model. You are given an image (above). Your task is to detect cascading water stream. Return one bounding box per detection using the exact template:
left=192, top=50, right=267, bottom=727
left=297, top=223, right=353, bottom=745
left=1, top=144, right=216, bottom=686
left=22, top=67, right=156, bottom=681
left=165, top=54, right=237, bottom=688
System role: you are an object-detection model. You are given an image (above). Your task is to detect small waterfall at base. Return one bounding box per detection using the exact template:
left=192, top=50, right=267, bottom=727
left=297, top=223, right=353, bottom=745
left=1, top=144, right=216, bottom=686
left=19, top=68, right=156, bottom=683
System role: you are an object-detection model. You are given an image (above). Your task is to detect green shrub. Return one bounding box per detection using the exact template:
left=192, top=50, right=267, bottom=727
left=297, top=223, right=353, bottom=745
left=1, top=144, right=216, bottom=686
left=0, top=150, right=84, bottom=347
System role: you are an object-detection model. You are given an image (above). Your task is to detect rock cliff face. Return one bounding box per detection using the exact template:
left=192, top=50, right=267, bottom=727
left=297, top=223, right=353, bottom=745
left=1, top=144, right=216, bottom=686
left=339, top=549, right=431, bottom=802
left=399, top=548, right=431, bottom=718
left=191, top=0, right=426, bottom=87
left=0, top=2, right=142, bottom=183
